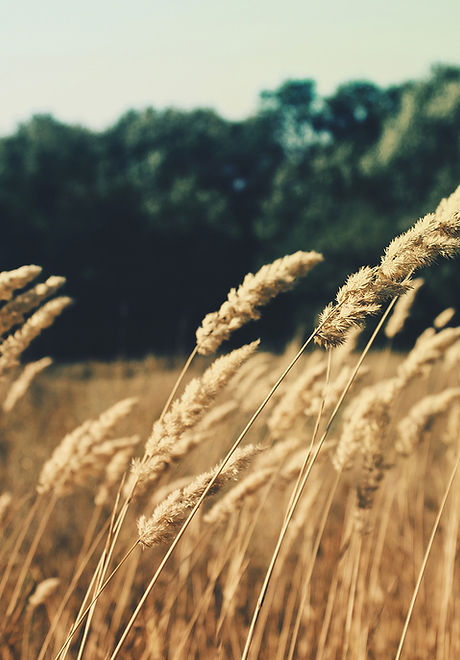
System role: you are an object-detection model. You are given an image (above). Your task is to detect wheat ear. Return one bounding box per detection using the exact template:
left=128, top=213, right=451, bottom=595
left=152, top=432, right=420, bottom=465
left=0, top=296, right=72, bottom=374
left=0, top=275, right=65, bottom=337
left=0, top=265, right=42, bottom=301
left=196, top=250, right=323, bottom=354
left=137, top=444, right=262, bottom=547
left=396, top=388, right=460, bottom=456
left=37, top=397, right=137, bottom=496
left=2, top=357, right=52, bottom=413
left=316, top=185, right=460, bottom=349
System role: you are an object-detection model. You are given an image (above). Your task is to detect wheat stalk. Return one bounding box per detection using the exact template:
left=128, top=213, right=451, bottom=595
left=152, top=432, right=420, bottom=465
left=196, top=251, right=323, bottom=355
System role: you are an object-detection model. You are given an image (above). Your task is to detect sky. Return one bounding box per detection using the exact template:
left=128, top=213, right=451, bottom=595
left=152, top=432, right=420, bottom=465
left=1, top=0, right=460, bottom=136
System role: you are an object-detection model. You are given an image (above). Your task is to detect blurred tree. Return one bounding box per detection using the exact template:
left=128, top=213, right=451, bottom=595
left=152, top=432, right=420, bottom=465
left=259, top=79, right=324, bottom=153
left=317, top=81, right=399, bottom=152
left=1, top=66, right=459, bottom=358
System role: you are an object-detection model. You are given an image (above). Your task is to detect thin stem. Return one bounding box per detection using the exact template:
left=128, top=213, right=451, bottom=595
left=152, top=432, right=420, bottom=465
left=286, top=469, right=341, bottom=660
left=159, top=345, right=198, bottom=422
left=241, top=298, right=398, bottom=660
left=54, top=540, right=140, bottom=660
left=394, top=453, right=459, bottom=660
left=342, top=532, right=362, bottom=660
left=68, top=346, right=199, bottom=648
left=6, top=493, right=56, bottom=619
left=37, top=516, right=110, bottom=660
left=109, top=324, right=323, bottom=658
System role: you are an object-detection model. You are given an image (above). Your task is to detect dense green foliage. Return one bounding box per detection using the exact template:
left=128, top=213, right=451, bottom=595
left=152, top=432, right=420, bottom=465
left=1, top=64, right=460, bottom=358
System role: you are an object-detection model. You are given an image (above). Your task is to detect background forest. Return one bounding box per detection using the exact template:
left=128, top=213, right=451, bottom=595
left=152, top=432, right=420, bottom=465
left=1, top=63, right=460, bottom=359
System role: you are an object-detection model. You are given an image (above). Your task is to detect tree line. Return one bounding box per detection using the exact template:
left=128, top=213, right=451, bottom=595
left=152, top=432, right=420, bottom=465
left=1, top=64, right=460, bottom=359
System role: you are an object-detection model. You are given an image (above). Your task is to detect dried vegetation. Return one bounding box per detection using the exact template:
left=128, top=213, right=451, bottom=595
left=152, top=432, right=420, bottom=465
left=0, top=188, right=460, bottom=659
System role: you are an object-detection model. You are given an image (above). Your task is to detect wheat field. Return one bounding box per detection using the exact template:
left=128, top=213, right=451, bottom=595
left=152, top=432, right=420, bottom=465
left=0, top=187, right=460, bottom=659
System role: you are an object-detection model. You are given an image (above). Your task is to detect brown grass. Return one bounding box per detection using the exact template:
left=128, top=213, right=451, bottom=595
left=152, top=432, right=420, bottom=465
left=0, top=186, right=459, bottom=659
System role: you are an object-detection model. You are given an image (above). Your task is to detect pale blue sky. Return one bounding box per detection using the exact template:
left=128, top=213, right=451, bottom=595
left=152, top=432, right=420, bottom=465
left=1, top=0, right=460, bottom=135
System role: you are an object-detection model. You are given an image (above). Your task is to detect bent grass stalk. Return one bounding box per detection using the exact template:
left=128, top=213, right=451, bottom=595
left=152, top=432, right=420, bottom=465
left=67, top=257, right=322, bottom=649
left=394, top=452, right=460, bottom=660
left=241, top=296, right=399, bottom=660
left=54, top=540, right=141, bottom=660
left=74, top=475, right=128, bottom=659
left=108, top=320, right=331, bottom=658
left=158, top=345, right=198, bottom=421
left=57, top=478, right=128, bottom=659
left=75, top=343, right=233, bottom=644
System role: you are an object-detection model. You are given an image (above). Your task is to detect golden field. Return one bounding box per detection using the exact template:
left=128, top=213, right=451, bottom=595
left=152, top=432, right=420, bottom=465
left=0, top=340, right=459, bottom=659
left=1, top=186, right=460, bottom=658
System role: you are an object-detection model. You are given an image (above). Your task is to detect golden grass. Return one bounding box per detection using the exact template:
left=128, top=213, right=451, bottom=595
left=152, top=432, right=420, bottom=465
left=0, top=344, right=458, bottom=659
left=0, top=187, right=460, bottom=658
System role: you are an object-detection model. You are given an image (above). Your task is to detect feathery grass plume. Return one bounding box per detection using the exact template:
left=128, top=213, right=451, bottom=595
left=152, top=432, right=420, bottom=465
left=315, top=186, right=460, bottom=349
left=304, top=363, right=368, bottom=420
left=445, top=339, right=460, bottom=369
left=28, top=578, right=60, bottom=609
left=204, top=439, right=302, bottom=527
left=229, top=349, right=272, bottom=390
left=395, top=388, right=460, bottom=456
left=37, top=398, right=137, bottom=496
left=434, top=307, right=455, bottom=329
left=255, top=437, right=301, bottom=470
left=196, top=251, right=323, bottom=355
left=126, top=402, right=238, bottom=501
left=397, top=326, right=460, bottom=387
left=0, top=265, right=42, bottom=302
left=314, top=267, right=409, bottom=348
left=161, top=400, right=238, bottom=464
left=95, top=440, right=140, bottom=506
left=143, top=341, right=259, bottom=465
left=73, top=435, right=140, bottom=487
left=332, top=379, right=398, bottom=473
left=203, top=467, right=273, bottom=527
left=0, top=492, right=12, bottom=524
left=0, top=276, right=65, bottom=337
left=0, top=297, right=72, bottom=375
left=267, top=360, right=327, bottom=439
left=2, top=357, right=52, bottom=413
left=353, top=332, right=460, bottom=514
left=137, top=444, right=262, bottom=547
left=334, top=327, right=460, bottom=474
left=148, top=476, right=195, bottom=508
left=379, top=186, right=460, bottom=281
left=384, top=277, right=424, bottom=338
left=229, top=352, right=275, bottom=412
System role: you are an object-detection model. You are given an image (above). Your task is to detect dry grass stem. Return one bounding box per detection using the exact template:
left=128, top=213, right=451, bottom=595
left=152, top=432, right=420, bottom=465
left=3, top=188, right=460, bottom=659
left=37, top=398, right=137, bottom=496
left=137, top=444, right=262, bottom=547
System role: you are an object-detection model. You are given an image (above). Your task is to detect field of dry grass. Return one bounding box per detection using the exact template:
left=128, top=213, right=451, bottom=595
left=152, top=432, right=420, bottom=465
left=0, top=345, right=459, bottom=660
left=1, top=186, right=460, bottom=659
